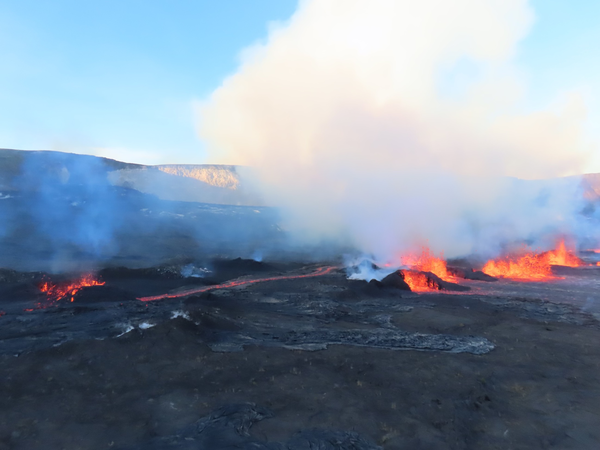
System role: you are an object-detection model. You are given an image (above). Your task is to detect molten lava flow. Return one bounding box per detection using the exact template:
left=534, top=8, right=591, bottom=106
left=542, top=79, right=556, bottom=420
left=39, top=274, right=105, bottom=304
left=399, top=246, right=454, bottom=291
left=138, top=265, right=337, bottom=302
left=400, top=270, right=441, bottom=292
left=482, top=239, right=584, bottom=281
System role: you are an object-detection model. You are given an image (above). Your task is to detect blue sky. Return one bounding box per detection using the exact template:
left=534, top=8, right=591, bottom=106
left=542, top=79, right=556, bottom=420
left=518, top=1, right=600, bottom=141
left=0, top=0, right=297, bottom=164
left=0, top=0, right=599, bottom=170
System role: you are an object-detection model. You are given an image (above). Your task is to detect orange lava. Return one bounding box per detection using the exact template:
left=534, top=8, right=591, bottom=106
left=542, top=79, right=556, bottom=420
left=482, top=239, right=583, bottom=281
left=39, top=274, right=105, bottom=303
left=399, top=246, right=454, bottom=291
left=138, top=266, right=337, bottom=302
left=543, top=240, right=584, bottom=267
left=400, top=270, right=441, bottom=292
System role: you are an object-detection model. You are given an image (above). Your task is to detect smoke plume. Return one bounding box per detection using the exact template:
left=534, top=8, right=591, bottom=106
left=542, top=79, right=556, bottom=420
left=198, top=0, right=591, bottom=261
left=0, top=150, right=282, bottom=272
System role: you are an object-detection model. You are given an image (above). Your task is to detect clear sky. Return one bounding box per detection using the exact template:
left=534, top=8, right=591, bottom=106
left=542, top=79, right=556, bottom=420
left=0, top=0, right=297, bottom=164
left=0, top=0, right=599, bottom=171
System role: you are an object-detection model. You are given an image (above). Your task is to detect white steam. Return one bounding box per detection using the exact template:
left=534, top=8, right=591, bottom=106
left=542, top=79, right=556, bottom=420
left=197, top=0, right=591, bottom=260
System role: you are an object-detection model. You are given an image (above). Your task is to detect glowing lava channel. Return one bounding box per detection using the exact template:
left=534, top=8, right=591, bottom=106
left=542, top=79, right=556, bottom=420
left=137, top=266, right=337, bottom=302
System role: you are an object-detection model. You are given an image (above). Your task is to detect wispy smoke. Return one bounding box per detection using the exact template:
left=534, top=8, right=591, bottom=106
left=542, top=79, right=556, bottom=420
left=16, top=153, right=123, bottom=258
left=0, top=150, right=282, bottom=272
left=198, top=0, right=592, bottom=260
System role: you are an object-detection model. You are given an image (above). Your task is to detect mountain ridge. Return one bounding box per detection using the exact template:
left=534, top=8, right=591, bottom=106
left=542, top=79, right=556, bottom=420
left=0, top=148, right=262, bottom=206
left=2, top=148, right=600, bottom=206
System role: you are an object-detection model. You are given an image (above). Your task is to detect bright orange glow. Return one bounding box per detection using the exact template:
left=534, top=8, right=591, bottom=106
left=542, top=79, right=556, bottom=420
left=482, top=239, right=583, bottom=281
left=39, top=274, right=105, bottom=303
left=482, top=253, right=552, bottom=280
left=401, top=270, right=441, bottom=292
left=399, top=246, right=454, bottom=291
left=401, top=246, right=451, bottom=279
left=543, top=239, right=583, bottom=267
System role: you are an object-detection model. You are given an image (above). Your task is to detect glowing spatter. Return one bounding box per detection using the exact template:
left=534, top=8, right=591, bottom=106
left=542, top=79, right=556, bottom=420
left=482, top=239, right=584, bottom=280
left=138, top=266, right=337, bottom=302
left=398, top=246, right=455, bottom=292
left=39, top=274, right=105, bottom=305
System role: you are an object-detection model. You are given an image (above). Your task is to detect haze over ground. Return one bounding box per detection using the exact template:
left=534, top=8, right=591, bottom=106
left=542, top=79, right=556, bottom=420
left=2, top=0, right=600, bottom=261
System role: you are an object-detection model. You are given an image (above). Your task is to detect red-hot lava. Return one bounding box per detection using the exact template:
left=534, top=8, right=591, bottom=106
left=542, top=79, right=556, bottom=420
left=39, top=274, right=105, bottom=304
left=482, top=239, right=584, bottom=281
left=398, top=246, right=455, bottom=292
left=400, top=270, right=442, bottom=292
left=138, top=266, right=337, bottom=302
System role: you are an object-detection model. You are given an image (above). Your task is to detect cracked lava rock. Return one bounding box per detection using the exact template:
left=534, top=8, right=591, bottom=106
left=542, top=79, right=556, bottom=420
left=1, top=258, right=600, bottom=449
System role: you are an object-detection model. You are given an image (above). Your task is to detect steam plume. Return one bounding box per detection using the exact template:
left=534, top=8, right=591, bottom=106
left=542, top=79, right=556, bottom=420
left=198, top=0, right=591, bottom=260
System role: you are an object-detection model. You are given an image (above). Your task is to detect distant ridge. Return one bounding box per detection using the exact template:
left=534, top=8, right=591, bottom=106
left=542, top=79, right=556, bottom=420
left=0, top=149, right=263, bottom=206
left=2, top=148, right=600, bottom=207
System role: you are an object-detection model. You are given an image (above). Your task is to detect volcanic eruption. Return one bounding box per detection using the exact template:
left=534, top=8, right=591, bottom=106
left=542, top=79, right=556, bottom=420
left=38, top=273, right=105, bottom=305
left=2, top=0, right=600, bottom=448
left=359, top=236, right=592, bottom=294
left=397, top=246, right=457, bottom=292
left=482, top=238, right=586, bottom=280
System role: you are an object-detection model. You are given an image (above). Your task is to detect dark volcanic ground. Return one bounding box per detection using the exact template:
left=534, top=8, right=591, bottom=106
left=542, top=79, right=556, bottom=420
left=1, top=260, right=600, bottom=449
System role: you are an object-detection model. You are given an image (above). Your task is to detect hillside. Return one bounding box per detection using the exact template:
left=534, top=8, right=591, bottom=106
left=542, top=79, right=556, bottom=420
left=0, top=149, right=262, bottom=206
left=3, top=148, right=600, bottom=208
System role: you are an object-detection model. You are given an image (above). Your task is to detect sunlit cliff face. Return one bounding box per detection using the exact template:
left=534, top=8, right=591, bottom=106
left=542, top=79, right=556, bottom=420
left=198, top=0, right=591, bottom=261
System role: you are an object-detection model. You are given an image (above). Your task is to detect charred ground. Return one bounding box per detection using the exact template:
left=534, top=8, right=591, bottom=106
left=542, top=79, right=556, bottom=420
left=1, top=149, right=600, bottom=448
left=1, top=259, right=599, bottom=449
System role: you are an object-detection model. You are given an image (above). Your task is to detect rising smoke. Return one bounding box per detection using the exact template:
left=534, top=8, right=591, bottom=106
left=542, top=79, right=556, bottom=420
left=0, top=150, right=282, bottom=272
left=198, top=0, right=592, bottom=261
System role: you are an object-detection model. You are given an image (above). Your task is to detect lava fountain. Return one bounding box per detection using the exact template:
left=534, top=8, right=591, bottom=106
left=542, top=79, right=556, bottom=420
left=397, top=246, right=456, bottom=292
left=400, top=270, right=443, bottom=292
left=482, top=239, right=585, bottom=281
left=39, top=274, right=105, bottom=303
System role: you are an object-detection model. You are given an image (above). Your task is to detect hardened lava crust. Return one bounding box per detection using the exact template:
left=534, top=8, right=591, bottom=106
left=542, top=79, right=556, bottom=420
left=0, top=258, right=600, bottom=449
